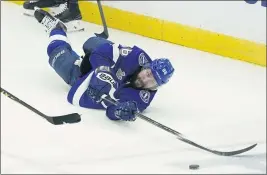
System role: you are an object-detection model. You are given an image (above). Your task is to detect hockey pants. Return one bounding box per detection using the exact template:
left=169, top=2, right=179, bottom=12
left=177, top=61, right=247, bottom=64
left=47, top=28, right=112, bottom=86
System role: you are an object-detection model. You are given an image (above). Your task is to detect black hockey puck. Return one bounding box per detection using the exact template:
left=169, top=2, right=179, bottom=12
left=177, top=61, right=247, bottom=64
left=189, top=164, right=199, bottom=170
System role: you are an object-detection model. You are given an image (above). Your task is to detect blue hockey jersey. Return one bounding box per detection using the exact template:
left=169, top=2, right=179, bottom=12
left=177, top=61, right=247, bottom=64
left=67, top=42, right=157, bottom=120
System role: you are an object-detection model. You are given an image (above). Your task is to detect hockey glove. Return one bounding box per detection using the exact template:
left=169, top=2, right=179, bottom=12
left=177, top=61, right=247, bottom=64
left=114, top=101, right=138, bottom=121
left=87, top=66, right=118, bottom=103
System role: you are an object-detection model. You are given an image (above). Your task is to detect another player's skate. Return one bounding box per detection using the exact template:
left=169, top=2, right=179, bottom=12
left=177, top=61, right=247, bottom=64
left=34, top=8, right=67, bottom=33
left=23, top=0, right=62, bottom=16
left=53, top=0, right=84, bottom=32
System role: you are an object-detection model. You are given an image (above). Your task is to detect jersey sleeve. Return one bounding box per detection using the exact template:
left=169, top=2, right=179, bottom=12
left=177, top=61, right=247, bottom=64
left=106, top=87, right=157, bottom=120
left=67, top=71, right=106, bottom=110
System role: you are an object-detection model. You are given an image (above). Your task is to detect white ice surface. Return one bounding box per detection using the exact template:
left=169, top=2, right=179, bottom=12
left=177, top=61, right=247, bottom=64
left=1, top=2, right=266, bottom=174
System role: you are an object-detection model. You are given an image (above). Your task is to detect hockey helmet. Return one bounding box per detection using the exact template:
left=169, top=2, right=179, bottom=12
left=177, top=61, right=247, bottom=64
left=144, top=58, right=175, bottom=86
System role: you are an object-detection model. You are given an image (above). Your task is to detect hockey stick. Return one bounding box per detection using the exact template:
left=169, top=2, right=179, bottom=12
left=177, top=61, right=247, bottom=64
left=1, top=87, right=81, bottom=125
left=94, top=0, right=109, bottom=39
left=102, top=96, right=257, bottom=156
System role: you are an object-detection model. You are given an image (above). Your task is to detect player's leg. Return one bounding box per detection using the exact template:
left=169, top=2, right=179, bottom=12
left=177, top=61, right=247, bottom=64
left=47, top=28, right=82, bottom=86
left=82, top=36, right=114, bottom=55
left=34, top=8, right=84, bottom=86
left=78, top=36, right=114, bottom=76
left=34, top=8, right=82, bottom=85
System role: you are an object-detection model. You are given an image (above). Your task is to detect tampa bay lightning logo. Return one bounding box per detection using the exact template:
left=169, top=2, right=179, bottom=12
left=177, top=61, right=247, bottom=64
left=139, top=90, right=150, bottom=103
left=138, top=53, right=148, bottom=66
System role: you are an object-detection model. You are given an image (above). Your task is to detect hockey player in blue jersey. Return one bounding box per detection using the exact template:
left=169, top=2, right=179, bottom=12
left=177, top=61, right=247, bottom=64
left=34, top=9, right=175, bottom=122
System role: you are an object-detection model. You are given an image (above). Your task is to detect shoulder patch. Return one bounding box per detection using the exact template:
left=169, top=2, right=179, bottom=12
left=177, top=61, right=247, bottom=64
left=138, top=53, right=149, bottom=66
left=139, top=90, right=150, bottom=103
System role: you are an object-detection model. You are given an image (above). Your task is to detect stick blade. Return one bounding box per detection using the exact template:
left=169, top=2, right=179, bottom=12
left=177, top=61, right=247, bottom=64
left=179, top=137, right=257, bottom=156
left=47, top=113, right=81, bottom=125
left=212, top=143, right=258, bottom=156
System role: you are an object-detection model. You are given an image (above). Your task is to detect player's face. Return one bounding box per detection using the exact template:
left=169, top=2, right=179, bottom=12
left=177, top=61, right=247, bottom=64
left=134, top=68, right=158, bottom=89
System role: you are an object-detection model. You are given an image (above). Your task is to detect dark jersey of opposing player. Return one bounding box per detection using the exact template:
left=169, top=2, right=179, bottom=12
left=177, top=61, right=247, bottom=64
left=67, top=42, right=157, bottom=120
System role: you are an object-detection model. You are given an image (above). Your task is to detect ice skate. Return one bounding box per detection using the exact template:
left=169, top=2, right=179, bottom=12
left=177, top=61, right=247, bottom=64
left=34, top=7, right=67, bottom=33
left=23, top=0, right=62, bottom=17
left=53, top=0, right=84, bottom=32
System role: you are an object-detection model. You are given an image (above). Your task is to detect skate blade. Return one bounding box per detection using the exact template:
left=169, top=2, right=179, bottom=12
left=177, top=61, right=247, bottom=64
left=65, top=20, right=85, bottom=33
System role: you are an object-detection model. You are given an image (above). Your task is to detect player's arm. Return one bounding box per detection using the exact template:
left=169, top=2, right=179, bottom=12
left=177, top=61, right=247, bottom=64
left=68, top=43, right=122, bottom=108
left=68, top=69, right=156, bottom=121
left=71, top=43, right=119, bottom=105
left=106, top=88, right=157, bottom=121
left=67, top=65, right=118, bottom=109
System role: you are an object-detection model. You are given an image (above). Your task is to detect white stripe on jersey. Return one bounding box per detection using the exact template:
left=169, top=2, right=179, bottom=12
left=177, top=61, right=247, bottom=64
left=112, top=43, right=120, bottom=67
left=49, top=34, right=70, bottom=44
left=72, top=71, right=94, bottom=106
